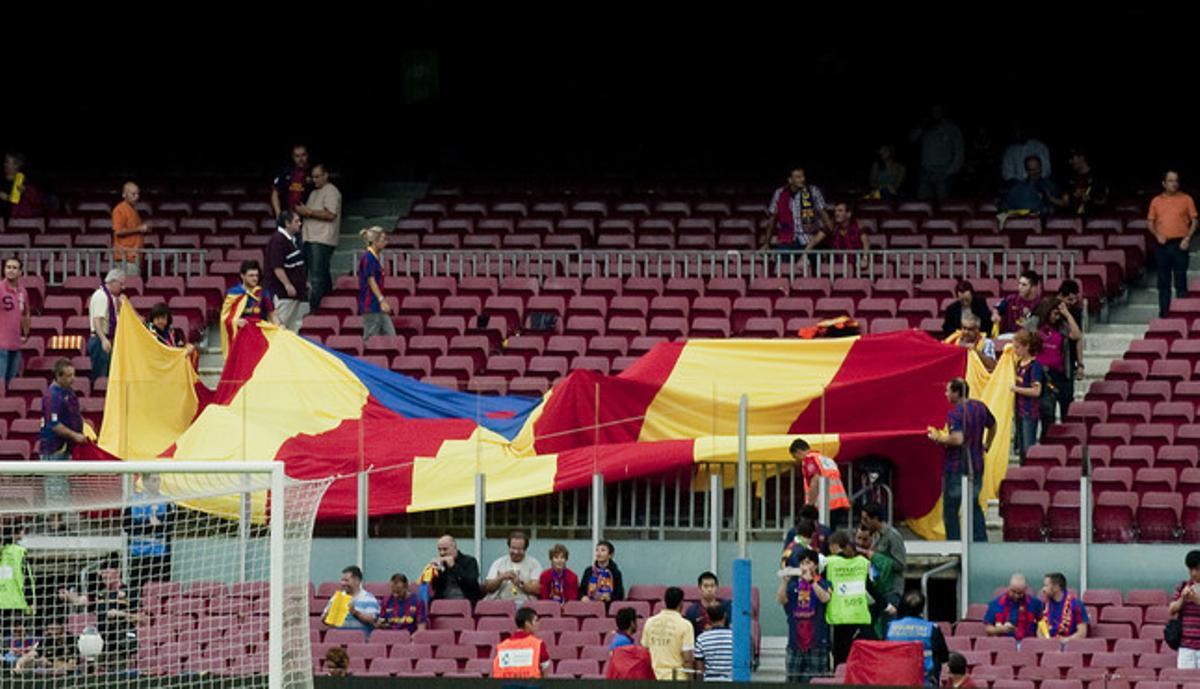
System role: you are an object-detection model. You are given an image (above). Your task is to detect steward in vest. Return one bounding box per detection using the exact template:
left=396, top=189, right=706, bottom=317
left=0, top=523, right=34, bottom=623
left=885, top=590, right=949, bottom=687
left=790, top=438, right=850, bottom=512
left=492, top=607, right=550, bottom=679
left=825, top=530, right=879, bottom=667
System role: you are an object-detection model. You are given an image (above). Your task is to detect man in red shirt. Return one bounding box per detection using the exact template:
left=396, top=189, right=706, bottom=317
left=270, top=144, right=313, bottom=217
left=492, top=607, right=551, bottom=679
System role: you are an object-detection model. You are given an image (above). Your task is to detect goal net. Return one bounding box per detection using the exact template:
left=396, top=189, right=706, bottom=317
left=0, top=461, right=330, bottom=689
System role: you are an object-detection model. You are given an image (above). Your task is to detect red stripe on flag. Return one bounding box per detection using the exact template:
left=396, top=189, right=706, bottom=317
left=533, top=342, right=686, bottom=454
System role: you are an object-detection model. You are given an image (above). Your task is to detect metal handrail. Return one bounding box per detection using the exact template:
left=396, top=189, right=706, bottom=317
left=921, top=559, right=961, bottom=620
left=344, top=248, right=1080, bottom=283
left=13, top=248, right=208, bottom=283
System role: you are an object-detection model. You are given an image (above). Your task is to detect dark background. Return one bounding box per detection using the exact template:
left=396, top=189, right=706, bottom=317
left=6, top=8, right=1192, bottom=197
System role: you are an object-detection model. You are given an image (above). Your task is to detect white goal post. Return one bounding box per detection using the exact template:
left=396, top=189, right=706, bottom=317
left=0, top=461, right=329, bottom=689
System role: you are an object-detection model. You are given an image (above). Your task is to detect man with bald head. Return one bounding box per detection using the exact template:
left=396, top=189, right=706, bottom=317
left=112, top=181, right=149, bottom=276
left=982, top=572, right=1043, bottom=640
left=429, top=534, right=482, bottom=603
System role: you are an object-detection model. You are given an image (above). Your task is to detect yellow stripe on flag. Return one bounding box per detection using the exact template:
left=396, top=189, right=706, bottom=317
left=639, top=339, right=856, bottom=442
left=407, top=426, right=559, bottom=513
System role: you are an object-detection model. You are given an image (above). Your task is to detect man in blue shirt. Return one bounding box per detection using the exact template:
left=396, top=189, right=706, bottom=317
left=123, top=474, right=175, bottom=610
left=1001, top=156, right=1068, bottom=216
left=886, top=590, right=949, bottom=687
left=1040, top=572, right=1089, bottom=640
left=322, top=565, right=380, bottom=639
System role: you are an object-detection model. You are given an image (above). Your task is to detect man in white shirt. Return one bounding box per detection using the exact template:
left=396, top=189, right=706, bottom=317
left=87, top=269, right=125, bottom=382
left=1001, top=125, right=1052, bottom=182
left=483, top=531, right=543, bottom=604
left=322, top=565, right=380, bottom=637
left=297, top=163, right=341, bottom=314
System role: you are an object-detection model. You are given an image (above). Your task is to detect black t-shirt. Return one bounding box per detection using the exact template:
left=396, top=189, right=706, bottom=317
left=264, top=229, right=308, bottom=301
left=272, top=165, right=314, bottom=211
left=1070, top=172, right=1108, bottom=216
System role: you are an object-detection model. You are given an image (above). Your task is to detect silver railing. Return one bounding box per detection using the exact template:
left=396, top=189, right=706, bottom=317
left=14, top=248, right=208, bottom=284
left=346, top=249, right=1079, bottom=282
left=367, top=461, right=808, bottom=540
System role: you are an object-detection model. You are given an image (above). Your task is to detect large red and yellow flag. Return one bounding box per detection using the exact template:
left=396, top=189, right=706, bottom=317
left=98, top=310, right=1014, bottom=539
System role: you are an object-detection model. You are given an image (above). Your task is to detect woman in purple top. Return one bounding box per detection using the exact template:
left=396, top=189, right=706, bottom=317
left=1010, top=330, right=1044, bottom=461
left=1032, top=299, right=1082, bottom=436
left=357, top=227, right=395, bottom=343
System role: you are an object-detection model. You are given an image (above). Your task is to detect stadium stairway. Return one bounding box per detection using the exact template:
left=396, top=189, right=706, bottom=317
left=333, top=180, right=426, bottom=278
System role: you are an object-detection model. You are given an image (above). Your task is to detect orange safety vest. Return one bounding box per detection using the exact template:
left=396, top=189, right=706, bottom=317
left=492, top=634, right=544, bottom=679
left=803, top=451, right=851, bottom=510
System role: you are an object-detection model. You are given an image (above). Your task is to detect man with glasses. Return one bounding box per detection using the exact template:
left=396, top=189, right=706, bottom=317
left=952, top=313, right=996, bottom=371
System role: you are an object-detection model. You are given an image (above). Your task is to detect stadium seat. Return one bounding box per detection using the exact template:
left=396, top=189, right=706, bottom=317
left=1128, top=381, right=1171, bottom=404
left=1047, top=491, right=1080, bottom=541
left=1092, top=492, right=1137, bottom=543
left=1003, top=490, right=1047, bottom=542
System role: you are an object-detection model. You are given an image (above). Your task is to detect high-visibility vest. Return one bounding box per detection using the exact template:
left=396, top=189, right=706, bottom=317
left=886, top=616, right=938, bottom=686
left=492, top=634, right=544, bottom=679
left=824, top=555, right=871, bottom=626
left=0, top=544, right=30, bottom=612
left=804, top=452, right=851, bottom=510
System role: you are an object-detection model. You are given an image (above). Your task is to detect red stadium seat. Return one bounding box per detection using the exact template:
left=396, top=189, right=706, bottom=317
left=1003, top=490, right=1047, bottom=542
left=1092, top=492, right=1137, bottom=543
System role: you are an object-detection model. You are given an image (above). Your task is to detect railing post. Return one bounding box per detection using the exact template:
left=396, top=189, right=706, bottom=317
left=356, top=471, right=369, bottom=571
left=737, top=394, right=749, bottom=559
left=475, top=472, right=486, bottom=567
left=710, top=472, right=722, bottom=574
left=591, top=473, right=604, bottom=554
left=1080, top=445, right=1090, bottom=594
left=960, top=473, right=971, bottom=619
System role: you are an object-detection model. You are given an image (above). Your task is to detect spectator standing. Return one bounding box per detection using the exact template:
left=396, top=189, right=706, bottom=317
left=855, top=526, right=898, bottom=639
left=357, top=227, right=394, bottom=342
left=909, top=105, right=964, bottom=201
left=220, top=260, right=279, bottom=357
left=927, top=379, right=994, bottom=542
left=761, top=168, right=833, bottom=251
left=1066, top=149, right=1108, bottom=216
left=641, top=586, right=695, bottom=681
left=1, top=153, right=41, bottom=221
left=860, top=503, right=907, bottom=610
left=885, top=590, right=949, bottom=687
left=538, top=543, right=579, bottom=604
left=610, top=608, right=639, bottom=650
left=428, top=535, right=482, bottom=603
left=1000, top=156, right=1067, bottom=216
left=983, top=573, right=1043, bottom=640
left=1168, top=550, right=1200, bottom=669
left=992, top=270, right=1042, bottom=335
left=0, top=523, right=33, bottom=636
left=1038, top=572, right=1088, bottom=640
left=945, top=652, right=978, bottom=687
left=868, top=145, right=906, bottom=200
left=1148, top=170, right=1198, bottom=317
left=1001, top=125, right=1052, bottom=182
left=1032, top=298, right=1082, bottom=430
left=87, top=269, right=126, bottom=381
left=810, top=202, right=871, bottom=251
left=122, top=473, right=175, bottom=610
left=824, top=530, right=876, bottom=666
left=781, top=505, right=830, bottom=567
left=684, top=572, right=732, bottom=638
left=693, top=605, right=733, bottom=681
left=483, top=531, right=542, bottom=604
left=375, top=573, right=427, bottom=633
left=264, top=210, right=307, bottom=332
left=297, top=163, right=341, bottom=313
left=1054, top=279, right=1086, bottom=389
left=0, top=257, right=30, bottom=384
left=1011, top=331, right=1045, bottom=461
left=270, top=144, right=313, bottom=218
left=777, top=549, right=831, bottom=683
left=111, top=182, right=148, bottom=277
left=580, top=540, right=625, bottom=603
left=941, top=280, right=994, bottom=339
left=492, top=608, right=551, bottom=679
left=321, top=565, right=379, bottom=635
left=39, top=358, right=87, bottom=466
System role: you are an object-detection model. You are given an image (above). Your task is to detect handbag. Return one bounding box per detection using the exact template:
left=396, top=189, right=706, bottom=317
left=1166, top=580, right=1187, bottom=651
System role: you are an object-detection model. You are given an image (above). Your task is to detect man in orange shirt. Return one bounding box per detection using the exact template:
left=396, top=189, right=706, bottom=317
left=112, top=182, right=148, bottom=277
left=1149, top=170, right=1199, bottom=317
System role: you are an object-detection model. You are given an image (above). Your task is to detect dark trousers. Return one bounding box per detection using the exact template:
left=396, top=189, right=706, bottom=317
left=830, top=623, right=875, bottom=667
left=307, top=243, right=335, bottom=312
left=1157, top=239, right=1190, bottom=317
left=943, top=467, right=988, bottom=542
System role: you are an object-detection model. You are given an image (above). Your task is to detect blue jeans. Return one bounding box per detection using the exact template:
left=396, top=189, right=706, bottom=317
left=1017, top=417, right=1039, bottom=460
left=1157, top=239, right=1190, bottom=317
left=943, top=468, right=988, bottom=542
left=0, top=349, right=20, bottom=384
left=87, top=335, right=111, bottom=382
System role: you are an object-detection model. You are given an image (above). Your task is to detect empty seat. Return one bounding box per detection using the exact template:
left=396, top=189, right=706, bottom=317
left=1047, top=491, right=1081, bottom=541
left=1025, top=445, right=1067, bottom=470
left=1086, top=380, right=1129, bottom=403
left=1134, top=467, right=1177, bottom=496
left=1129, top=380, right=1172, bottom=404
left=1092, top=492, right=1137, bottom=543
left=1003, top=490, right=1048, bottom=542
left=1149, top=359, right=1190, bottom=382
left=1106, top=360, right=1149, bottom=383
